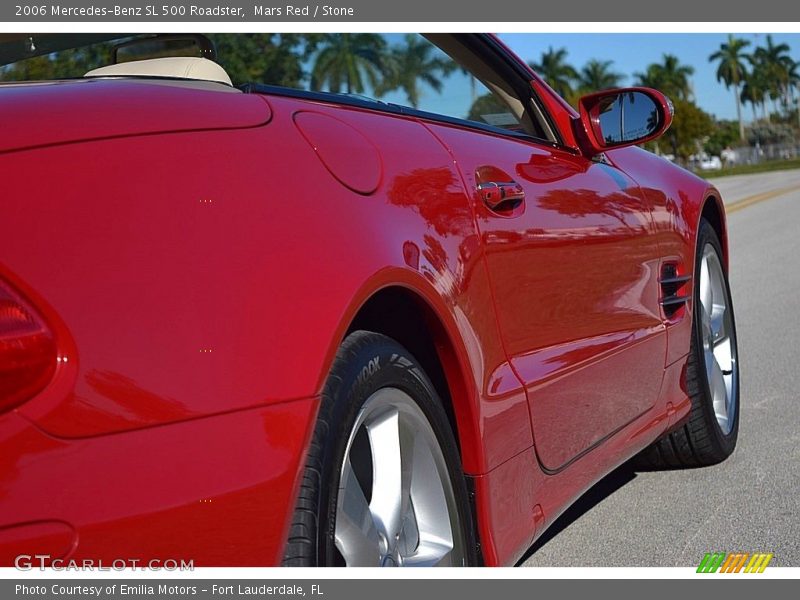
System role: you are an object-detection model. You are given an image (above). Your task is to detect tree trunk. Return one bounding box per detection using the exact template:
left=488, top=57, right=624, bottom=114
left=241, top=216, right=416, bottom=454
left=734, top=82, right=744, bottom=141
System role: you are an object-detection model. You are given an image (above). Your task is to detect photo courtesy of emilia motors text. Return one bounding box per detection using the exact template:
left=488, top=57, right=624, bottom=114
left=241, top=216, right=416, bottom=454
left=0, top=0, right=798, bottom=596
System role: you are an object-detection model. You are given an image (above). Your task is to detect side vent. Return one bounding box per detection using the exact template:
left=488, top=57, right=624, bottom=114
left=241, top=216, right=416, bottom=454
left=660, top=263, right=691, bottom=318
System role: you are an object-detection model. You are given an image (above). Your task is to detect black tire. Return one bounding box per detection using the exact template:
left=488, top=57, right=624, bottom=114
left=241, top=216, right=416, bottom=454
left=282, top=330, right=477, bottom=566
left=634, top=219, right=739, bottom=468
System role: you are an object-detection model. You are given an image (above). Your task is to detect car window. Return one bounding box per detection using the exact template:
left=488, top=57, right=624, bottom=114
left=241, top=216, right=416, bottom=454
left=220, top=33, right=536, bottom=136
left=0, top=33, right=550, bottom=140
left=371, top=34, right=527, bottom=134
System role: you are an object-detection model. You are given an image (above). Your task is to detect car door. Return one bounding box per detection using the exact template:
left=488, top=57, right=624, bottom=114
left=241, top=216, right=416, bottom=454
left=421, top=35, right=667, bottom=472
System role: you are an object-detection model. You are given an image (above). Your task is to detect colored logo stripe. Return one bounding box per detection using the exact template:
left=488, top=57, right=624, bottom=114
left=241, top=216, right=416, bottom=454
left=744, top=553, right=773, bottom=573
left=697, top=552, right=773, bottom=573
left=720, top=553, right=749, bottom=573
left=697, top=552, right=726, bottom=573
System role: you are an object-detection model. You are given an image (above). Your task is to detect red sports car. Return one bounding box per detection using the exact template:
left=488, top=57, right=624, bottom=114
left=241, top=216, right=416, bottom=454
left=0, top=33, right=739, bottom=567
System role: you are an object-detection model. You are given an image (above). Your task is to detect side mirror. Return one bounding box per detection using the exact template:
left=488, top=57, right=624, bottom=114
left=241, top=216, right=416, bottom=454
left=576, top=87, right=673, bottom=156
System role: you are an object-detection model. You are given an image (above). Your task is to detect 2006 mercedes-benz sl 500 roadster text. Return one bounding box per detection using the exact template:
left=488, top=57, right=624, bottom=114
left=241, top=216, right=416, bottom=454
left=0, top=33, right=739, bottom=567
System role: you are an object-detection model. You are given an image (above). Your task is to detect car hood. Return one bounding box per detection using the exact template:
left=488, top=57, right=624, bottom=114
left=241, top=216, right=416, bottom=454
left=0, top=78, right=272, bottom=153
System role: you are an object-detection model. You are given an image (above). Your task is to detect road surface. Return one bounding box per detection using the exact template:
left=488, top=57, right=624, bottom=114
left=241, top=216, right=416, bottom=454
left=521, top=169, right=800, bottom=567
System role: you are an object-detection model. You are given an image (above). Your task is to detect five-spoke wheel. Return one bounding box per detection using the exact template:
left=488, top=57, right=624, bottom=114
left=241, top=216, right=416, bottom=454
left=283, top=331, right=475, bottom=567
left=335, top=388, right=465, bottom=566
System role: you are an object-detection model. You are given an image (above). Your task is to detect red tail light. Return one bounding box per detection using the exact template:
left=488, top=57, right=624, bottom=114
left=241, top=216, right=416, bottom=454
left=0, top=279, right=56, bottom=413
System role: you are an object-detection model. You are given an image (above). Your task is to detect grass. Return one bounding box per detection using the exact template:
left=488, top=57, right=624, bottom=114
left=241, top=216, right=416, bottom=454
left=697, top=157, right=800, bottom=178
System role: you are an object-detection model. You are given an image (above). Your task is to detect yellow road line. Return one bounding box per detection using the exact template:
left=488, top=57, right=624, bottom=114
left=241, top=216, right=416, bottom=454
left=726, top=185, right=800, bottom=213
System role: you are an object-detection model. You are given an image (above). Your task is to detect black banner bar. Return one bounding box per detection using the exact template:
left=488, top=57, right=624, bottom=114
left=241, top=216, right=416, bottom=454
left=2, top=0, right=799, bottom=22
left=3, top=579, right=796, bottom=600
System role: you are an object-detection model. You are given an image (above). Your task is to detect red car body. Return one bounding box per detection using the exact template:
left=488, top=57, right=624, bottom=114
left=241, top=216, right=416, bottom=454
left=0, top=34, right=727, bottom=567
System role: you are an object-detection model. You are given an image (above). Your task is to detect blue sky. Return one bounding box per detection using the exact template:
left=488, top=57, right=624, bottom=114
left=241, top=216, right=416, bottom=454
left=499, top=33, right=800, bottom=122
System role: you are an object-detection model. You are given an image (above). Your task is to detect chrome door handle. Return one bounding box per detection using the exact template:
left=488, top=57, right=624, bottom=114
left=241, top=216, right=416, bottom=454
left=477, top=181, right=525, bottom=210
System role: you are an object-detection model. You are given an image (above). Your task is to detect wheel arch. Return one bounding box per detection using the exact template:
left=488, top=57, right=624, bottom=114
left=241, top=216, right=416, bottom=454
left=345, top=288, right=460, bottom=437
left=700, top=192, right=729, bottom=269
left=316, top=270, right=485, bottom=475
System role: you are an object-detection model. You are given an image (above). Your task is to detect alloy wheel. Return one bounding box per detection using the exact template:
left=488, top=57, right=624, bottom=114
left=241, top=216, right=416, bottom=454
left=334, top=387, right=466, bottom=566
left=698, top=243, right=739, bottom=435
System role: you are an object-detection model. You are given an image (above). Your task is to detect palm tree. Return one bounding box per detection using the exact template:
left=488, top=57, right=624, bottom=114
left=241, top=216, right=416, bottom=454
left=634, top=64, right=665, bottom=92
left=375, top=35, right=454, bottom=108
left=751, top=34, right=793, bottom=116
left=788, top=59, right=800, bottom=94
left=529, top=46, right=578, bottom=99
left=661, top=54, right=696, bottom=101
left=740, top=73, right=767, bottom=122
left=310, top=33, right=387, bottom=95
left=784, top=59, right=799, bottom=114
left=635, top=54, right=695, bottom=101
left=709, top=34, right=751, bottom=140
left=578, top=59, right=624, bottom=92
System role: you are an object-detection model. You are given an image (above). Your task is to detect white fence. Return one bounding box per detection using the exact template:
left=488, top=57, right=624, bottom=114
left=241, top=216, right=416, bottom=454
left=726, top=142, right=800, bottom=165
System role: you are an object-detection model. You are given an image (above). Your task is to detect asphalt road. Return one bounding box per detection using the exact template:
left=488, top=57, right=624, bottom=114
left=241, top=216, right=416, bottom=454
left=521, top=169, right=800, bottom=568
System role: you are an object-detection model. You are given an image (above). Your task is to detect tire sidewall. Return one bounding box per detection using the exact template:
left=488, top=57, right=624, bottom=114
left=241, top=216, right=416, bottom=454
left=316, top=332, right=474, bottom=566
left=693, top=221, right=740, bottom=454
